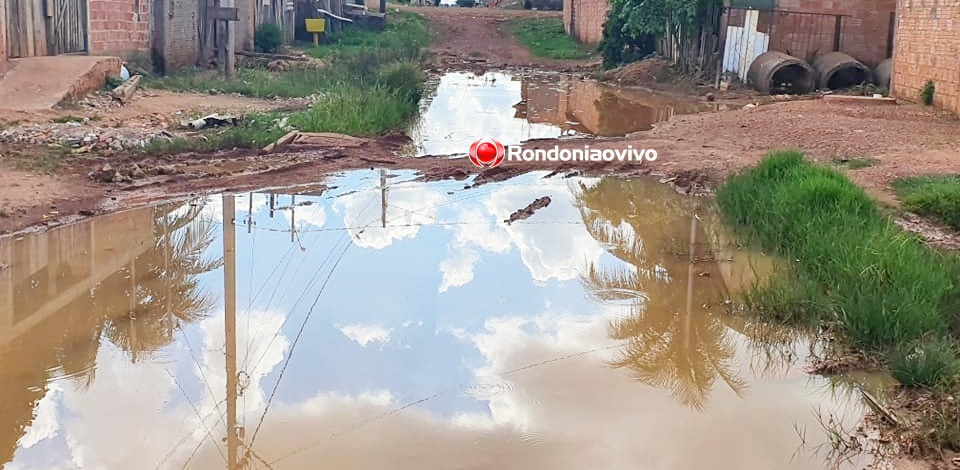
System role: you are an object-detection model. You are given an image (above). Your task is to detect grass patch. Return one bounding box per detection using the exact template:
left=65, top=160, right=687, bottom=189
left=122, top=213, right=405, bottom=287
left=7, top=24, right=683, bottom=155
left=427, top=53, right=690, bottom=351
left=509, top=17, right=594, bottom=60
left=9, top=146, right=75, bottom=172
left=893, top=174, right=960, bottom=230
left=146, top=67, right=335, bottom=98
left=717, top=150, right=960, bottom=386
left=142, top=11, right=429, bottom=150
left=305, top=11, right=429, bottom=61
left=52, top=115, right=84, bottom=124
left=145, top=113, right=287, bottom=154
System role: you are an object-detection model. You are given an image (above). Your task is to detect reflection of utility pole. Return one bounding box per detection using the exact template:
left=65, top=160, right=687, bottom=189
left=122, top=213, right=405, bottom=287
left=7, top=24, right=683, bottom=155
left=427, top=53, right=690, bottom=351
left=247, top=193, right=253, bottom=234
left=290, top=195, right=296, bottom=243
left=129, top=258, right=138, bottom=363
left=684, top=212, right=697, bottom=351
left=164, top=211, right=173, bottom=337
left=380, top=169, right=388, bottom=228
left=223, top=194, right=240, bottom=470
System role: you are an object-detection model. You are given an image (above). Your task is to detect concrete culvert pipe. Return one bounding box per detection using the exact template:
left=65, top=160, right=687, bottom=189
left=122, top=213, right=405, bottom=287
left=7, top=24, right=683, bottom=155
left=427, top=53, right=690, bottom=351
left=812, top=51, right=873, bottom=90
left=874, top=58, right=892, bottom=89
left=747, top=51, right=816, bottom=95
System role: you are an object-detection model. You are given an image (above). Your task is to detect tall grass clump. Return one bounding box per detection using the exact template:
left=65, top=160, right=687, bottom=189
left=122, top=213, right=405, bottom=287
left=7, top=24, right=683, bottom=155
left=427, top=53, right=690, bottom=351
left=717, top=151, right=960, bottom=385
left=142, top=11, right=430, bottom=147
left=893, top=175, right=960, bottom=230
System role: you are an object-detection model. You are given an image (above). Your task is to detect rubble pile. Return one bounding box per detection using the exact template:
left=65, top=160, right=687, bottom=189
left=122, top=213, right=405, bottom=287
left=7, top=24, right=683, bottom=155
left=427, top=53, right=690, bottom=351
left=0, top=121, right=174, bottom=152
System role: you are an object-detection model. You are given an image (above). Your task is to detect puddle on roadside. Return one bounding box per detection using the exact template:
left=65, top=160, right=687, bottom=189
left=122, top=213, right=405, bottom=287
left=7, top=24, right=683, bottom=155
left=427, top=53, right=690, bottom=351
left=408, top=72, right=720, bottom=156
left=0, top=171, right=884, bottom=469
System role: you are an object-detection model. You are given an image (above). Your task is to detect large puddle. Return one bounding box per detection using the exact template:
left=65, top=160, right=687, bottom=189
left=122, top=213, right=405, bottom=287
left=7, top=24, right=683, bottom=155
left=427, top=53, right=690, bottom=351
left=0, top=171, right=877, bottom=469
left=409, top=72, right=719, bottom=156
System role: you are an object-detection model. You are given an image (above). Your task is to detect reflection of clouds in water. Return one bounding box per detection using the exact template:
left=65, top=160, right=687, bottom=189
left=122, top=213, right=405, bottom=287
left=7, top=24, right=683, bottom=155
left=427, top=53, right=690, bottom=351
left=200, top=309, right=289, bottom=419
left=338, top=324, right=393, bottom=347
left=183, top=307, right=866, bottom=470
left=334, top=186, right=446, bottom=250
left=198, top=193, right=271, bottom=221
left=283, top=203, right=327, bottom=229
left=412, top=72, right=562, bottom=156
left=59, top=345, right=184, bottom=470
left=438, top=248, right=480, bottom=293
left=27, top=309, right=291, bottom=470
left=16, top=384, right=62, bottom=449
left=437, top=178, right=605, bottom=290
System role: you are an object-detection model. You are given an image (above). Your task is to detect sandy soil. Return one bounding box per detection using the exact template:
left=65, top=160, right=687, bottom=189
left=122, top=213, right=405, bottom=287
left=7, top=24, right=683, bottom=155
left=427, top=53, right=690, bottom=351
left=396, top=5, right=601, bottom=72
left=0, top=8, right=958, bottom=241
left=0, top=89, right=305, bottom=127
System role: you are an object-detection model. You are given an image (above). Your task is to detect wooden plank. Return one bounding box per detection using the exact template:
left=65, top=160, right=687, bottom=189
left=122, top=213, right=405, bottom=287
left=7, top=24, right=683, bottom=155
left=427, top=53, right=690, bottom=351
left=207, top=6, right=239, bottom=21
left=32, top=0, right=46, bottom=56
left=22, top=0, right=35, bottom=57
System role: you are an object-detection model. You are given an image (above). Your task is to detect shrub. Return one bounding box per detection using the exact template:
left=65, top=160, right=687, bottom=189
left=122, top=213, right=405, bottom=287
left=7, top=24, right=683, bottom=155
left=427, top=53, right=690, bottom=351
left=255, top=23, right=283, bottom=53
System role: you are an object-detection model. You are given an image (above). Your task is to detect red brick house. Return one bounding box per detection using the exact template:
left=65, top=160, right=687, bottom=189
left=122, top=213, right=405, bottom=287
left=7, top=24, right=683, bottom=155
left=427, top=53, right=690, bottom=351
left=563, top=0, right=608, bottom=44
left=1, top=0, right=151, bottom=60
left=890, top=0, right=960, bottom=114
left=721, top=0, right=897, bottom=81
left=1, top=0, right=256, bottom=74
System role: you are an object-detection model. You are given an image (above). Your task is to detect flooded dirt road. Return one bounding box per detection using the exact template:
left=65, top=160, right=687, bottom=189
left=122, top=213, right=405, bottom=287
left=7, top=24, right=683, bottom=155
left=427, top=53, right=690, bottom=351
left=410, top=71, right=716, bottom=156
left=0, top=170, right=881, bottom=469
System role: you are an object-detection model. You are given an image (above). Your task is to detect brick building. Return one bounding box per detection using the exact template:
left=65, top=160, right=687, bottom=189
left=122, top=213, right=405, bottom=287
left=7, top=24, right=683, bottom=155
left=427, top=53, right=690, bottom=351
left=1, top=0, right=152, bottom=59
left=563, top=0, right=608, bottom=44
left=1, top=0, right=256, bottom=74
left=722, top=0, right=896, bottom=81
left=773, top=0, right=896, bottom=67
left=890, top=0, right=960, bottom=114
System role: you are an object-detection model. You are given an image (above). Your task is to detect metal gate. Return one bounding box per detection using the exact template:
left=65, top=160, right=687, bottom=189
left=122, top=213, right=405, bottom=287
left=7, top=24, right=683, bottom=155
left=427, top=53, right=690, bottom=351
left=48, top=0, right=89, bottom=54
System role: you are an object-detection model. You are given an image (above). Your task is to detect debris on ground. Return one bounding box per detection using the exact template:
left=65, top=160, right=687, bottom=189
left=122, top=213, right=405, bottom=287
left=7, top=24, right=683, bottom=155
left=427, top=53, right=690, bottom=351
left=604, top=58, right=672, bottom=86
left=111, top=74, right=143, bottom=104
left=263, top=131, right=370, bottom=153
left=0, top=122, right=174, bottom=152
left=182, top=113, right=243, bottom=130
left=504, top=196, right=551, bottom=225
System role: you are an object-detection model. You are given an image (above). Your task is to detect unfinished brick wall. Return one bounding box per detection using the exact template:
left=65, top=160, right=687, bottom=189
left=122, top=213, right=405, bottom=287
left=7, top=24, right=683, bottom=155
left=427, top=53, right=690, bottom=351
left=563, top=0, right=608, bottom=44
left=161, top=0, right=201, bottom=70
left=88, top=0, right=152, bottom=55
left=770, top=0, right=896, bottom=66
left=891, top=0, right=960, bottom=114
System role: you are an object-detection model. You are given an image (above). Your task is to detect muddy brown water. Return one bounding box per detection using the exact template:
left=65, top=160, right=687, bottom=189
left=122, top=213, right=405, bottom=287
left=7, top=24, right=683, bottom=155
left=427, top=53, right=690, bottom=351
left=0, top=170, right=878, bottom=469
left=409, top=72, right=720, bottom=156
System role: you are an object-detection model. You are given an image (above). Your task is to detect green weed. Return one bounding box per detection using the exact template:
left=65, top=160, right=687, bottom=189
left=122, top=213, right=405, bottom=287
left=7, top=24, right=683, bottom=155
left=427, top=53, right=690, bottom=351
left=510, top=17, right=595, bottom=60
left=893, top=175, right=960, bottom=230
left=717, top=151, right=960, bottom=386
left=921, top=80, right=935, bottom=106
left=892, top=336, right=960, bottom=387
left=144, top=113, right=286, bottom=154
left=52, top=115, right=84, bottom=124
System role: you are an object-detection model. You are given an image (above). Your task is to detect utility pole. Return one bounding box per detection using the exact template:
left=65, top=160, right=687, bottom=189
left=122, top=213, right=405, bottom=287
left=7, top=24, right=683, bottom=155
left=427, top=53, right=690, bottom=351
left=224, top=0, right=236, bottom=78
left=223, top=194, right=240, bottom=470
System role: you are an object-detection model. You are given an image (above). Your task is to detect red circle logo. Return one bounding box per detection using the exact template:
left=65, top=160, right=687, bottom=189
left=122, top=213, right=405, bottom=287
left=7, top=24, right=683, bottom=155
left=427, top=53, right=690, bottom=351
left=468, top=138, right=505, bottom=168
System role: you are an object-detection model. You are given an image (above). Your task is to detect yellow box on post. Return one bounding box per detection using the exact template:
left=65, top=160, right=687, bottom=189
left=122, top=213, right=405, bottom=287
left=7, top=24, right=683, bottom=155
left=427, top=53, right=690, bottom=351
left=305, top=18, right=326, bottom=47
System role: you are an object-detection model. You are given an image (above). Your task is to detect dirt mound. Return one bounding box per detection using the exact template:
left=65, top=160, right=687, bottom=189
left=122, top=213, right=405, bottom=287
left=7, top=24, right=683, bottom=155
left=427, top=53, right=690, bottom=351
left=605, top=58, right=672, bottom=86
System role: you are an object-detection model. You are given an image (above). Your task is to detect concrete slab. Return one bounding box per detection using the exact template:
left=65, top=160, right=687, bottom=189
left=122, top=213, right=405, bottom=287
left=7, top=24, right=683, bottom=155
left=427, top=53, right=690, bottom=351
left=822, top=94, right=898, bottom=105
left=0, top=56, right=122, bottom=111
